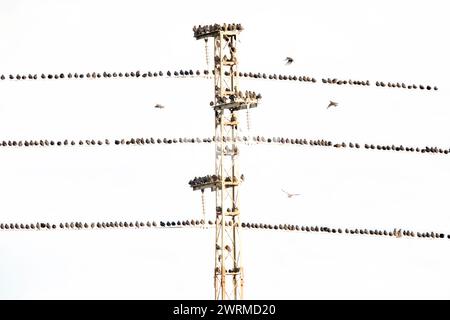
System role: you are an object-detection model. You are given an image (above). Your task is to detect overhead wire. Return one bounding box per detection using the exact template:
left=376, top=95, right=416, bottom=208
left=0, top=69, right=438, bottom=92
left=1, top=218, right=449, bottom=242
left=0, top=135, right=448, bottom=156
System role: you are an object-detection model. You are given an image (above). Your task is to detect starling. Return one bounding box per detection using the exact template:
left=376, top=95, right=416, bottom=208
left=285, top=57, right=294, bottom=65
left=281, top=189, right=301, bottom=198
left=327, top=101, right=338, bottom=109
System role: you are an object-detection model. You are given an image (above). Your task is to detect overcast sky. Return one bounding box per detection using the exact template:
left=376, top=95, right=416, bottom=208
left=0, top=0, right=449, bottom=299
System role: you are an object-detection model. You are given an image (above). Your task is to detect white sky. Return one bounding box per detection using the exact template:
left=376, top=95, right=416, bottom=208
left=0, top=0, right=449, bottom=299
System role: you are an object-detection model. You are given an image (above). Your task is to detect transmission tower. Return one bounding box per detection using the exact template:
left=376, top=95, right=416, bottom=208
left=189, top=23, right=260, bottom=300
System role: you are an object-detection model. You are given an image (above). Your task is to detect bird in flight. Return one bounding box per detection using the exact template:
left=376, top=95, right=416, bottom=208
left=285, top=57, right=294, bottom=65
left=154, top=103, right=165, bottom=109
left=327, top=100, right=338, bottom=109
left=281, top=189, right=301, bottom=198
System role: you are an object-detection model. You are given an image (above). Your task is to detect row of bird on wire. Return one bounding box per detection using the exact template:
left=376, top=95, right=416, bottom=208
left=0, top=70, right=205, bottom=81
left=0, top=219, right=448, bottom=241
left=285, top=56, right=438, bottom=91
left=0, top=69, right=316, bottom=84
left=0, top=220, right=203, bottom=230
left=193, top=23, right=244, bottom=37
left=0, top=67, right=438, bottom=92
left=322, top=78, right=370, bottom=86
left=0, top=135, right=449, bottom=155
left=321, top=77, right=438, bottom=91
left=241, top=223, right=449, bottom=240
left=236, top=71, right=317, bottom=83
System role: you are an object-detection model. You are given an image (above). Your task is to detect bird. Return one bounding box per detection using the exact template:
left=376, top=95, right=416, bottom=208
left=285, top=57, right=294, bottom=65
left=392, top=228, right=402, bottom=238
left=154, top=103, right=165, bottom=109
left=327, top=101, right=338, bottom=109
left=281, top=189, right=301, bottom=198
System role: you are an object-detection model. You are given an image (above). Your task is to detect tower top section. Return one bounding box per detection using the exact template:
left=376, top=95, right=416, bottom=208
left=193, top=23, right=244, bottom=40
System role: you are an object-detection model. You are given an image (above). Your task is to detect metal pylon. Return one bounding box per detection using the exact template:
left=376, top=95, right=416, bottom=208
left=191, top=23, right=260, bottom=300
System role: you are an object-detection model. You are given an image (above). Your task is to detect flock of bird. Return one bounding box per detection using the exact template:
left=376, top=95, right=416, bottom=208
left=0, top=63, right=438, bottom=113
left=0, top=69, right=205, bottom=81
left=238, top=71, right=317, bottom=83
left=375, top=81, right=438, bottom=91
left=212, top=90, right=262, bottom=105
left=320, top=77, right=438, bottom=91
left=150, top=58, right=437, bottom=110
left=1, top=219, right=449, bottom=242
left=322, top=78, right=370, bottom=86
left=193, top=23, right=244, bottom=38
left=188, top=174, right=245, bottom=189
left=0, top=55, right=443, bottom=241
left=0, top=135, right=448, bottom=156
left=0, top=66, right=437, bottom=96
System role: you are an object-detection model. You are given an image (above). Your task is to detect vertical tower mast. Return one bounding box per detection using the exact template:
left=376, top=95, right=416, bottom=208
left=190, top=23, right=260, bottom=300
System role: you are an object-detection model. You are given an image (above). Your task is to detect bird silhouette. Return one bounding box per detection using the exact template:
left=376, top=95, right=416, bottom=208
left=154, top=104, right=165, bottom=109
left=327, top=101, right=338, bottom=109
left=285, top=57, right=294, bottom=65
left=281, top=189, right=301, bottom=198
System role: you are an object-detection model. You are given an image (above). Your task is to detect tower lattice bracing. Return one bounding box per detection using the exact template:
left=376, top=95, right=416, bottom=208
left=190, top=23, right=260, bottom=300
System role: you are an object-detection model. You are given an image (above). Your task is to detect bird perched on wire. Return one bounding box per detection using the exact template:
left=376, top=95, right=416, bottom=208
left=285, top=57, right=294, bottom=65
left=154, top=103, right=165, bottom=109
left=282, top=189, right=301, bottom=198
left=327, top=100, right=338, bottom=109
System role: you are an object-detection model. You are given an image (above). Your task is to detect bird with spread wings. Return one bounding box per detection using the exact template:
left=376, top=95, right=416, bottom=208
left=281, top=189, right=301, bottom=198
left=327, top=101, right=338, bottom=109
left=285, top=57, right=294, bottom=65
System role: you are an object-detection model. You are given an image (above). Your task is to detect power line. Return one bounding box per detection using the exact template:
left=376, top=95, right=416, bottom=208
left=0, top=69, right=438, bottom=92
left=1, top=218, right=448, bottom=241
left=0, top=135, right=448, bottom=156
left=0, top=70, right=206, bottom=81
left=0, top=21, right=444, bottom=300
left=320, top=77, right=438, bottom=91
